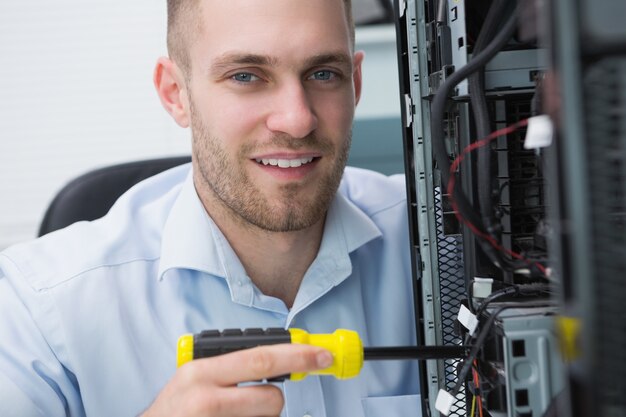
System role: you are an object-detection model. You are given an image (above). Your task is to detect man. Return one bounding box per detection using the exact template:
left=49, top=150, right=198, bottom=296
left=0, top=1, right=419, bottom=416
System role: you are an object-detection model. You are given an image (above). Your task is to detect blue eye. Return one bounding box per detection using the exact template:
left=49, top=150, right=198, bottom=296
left=232, top=73, right=258, bottom=83
left=311, top=70, right=334, bottom=81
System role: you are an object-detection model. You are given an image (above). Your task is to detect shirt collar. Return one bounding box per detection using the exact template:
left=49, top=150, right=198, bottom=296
left=158, top=170, right=228, bottom=280
left=158, top=168, right=382, bottom=308
left=288, top=190, right=383, bottom=315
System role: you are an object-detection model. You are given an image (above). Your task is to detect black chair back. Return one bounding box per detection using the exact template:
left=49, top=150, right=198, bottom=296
left=38, top=156, right=191, bottom=236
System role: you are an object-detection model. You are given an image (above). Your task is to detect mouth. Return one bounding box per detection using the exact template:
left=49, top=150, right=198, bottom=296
left=253, top=156, right=317, bottom=168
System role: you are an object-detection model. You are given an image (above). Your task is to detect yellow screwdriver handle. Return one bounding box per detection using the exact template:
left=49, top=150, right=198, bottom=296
left=289, top=328, right=363, bottom=380
left=177, top=328, right=364, bottom=380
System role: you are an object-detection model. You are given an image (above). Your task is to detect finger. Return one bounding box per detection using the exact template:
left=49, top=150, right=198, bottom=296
left=185, top=343, right=333, bottom=386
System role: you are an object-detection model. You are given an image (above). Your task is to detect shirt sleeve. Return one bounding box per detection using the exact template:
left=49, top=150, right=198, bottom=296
left=0, top=256, right=84, bottom=417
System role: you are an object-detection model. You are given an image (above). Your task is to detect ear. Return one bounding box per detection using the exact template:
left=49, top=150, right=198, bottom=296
left=154, top=57, right=190, bottom=128
left=352, top=51, right=365, bottom=107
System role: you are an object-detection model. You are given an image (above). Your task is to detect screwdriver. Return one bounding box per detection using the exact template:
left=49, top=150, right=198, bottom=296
left=177, top=328, right=468, bottom=381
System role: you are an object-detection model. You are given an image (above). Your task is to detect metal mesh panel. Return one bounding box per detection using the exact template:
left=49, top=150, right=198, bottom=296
left=434, top=187, right=467, bottom=416
left=584, top=57, right=626, bottom=416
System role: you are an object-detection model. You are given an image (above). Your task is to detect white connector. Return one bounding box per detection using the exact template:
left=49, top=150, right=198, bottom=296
left=524, top=114, right=554, bottom=149
left=472, top=277, right=494, bottom=299
left=435, top=389, right=455, bottom=416
left=458, top=304, right=478, bottom=336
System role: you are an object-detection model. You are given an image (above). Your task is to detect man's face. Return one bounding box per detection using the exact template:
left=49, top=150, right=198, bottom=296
left=184, top=0, right=362, bottom=232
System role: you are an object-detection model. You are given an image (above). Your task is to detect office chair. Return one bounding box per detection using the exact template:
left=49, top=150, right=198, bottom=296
left=38, top=156, right=191, bottom=236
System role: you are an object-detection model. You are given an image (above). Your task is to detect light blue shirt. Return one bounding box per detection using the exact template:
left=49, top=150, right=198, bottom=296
left=0, top=165, right=420, bottom=417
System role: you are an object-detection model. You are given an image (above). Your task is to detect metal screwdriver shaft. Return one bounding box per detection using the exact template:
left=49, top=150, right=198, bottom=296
left=364, top=345, right=469, bottom=361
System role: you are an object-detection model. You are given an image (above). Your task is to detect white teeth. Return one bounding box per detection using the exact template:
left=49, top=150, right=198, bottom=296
left=255, top=157, right=314, bottom=168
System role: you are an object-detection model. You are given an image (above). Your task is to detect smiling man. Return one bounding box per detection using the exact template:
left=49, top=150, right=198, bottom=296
left=0, top=1, right=420, bottom=416
left=156, top=0, right=362, bottom=309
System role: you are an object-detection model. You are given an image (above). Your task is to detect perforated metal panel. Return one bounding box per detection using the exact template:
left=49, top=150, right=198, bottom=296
left=434, top=187, right=466, bottom=416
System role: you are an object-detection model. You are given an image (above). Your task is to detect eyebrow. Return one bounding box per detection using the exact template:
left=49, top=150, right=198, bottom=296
left=209, top=51, right=353, bottom=76
left=304, top=52, right=353, bottom=69
left=212, top=53, right=278, bottom=69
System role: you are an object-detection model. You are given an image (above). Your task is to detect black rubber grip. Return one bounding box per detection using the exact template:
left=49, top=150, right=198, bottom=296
left=193, top=328, right=291, bottom=359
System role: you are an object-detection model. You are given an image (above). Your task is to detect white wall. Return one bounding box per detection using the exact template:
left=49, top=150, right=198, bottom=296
left=0, top=1, right=189, bottom=249
left=0, top=1, right=400, bottom=250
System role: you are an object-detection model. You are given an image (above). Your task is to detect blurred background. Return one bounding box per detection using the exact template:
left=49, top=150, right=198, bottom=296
left=0, top=0, right=402, bottom=249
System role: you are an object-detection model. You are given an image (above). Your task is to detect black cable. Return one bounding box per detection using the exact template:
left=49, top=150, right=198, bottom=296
left=464, top=282, right=518, bottom=346
left=453, top=305, right=507, bottom=396
left=430, top=4, right=521, bottom=269
left=467, top=284, right=475, bottom=314
left=469, top=0, right=511, bottom=231
left=464, top=282, right=552, bottom=345
left=474, top=282, right=553, bottom=321
left=474, top=285, right=519, bottom=319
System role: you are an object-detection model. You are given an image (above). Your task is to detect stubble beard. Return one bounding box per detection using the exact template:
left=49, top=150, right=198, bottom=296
left=190, top=106, right=351, bottom=233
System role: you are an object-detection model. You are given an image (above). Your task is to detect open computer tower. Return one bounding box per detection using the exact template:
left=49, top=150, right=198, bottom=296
left=394, top=0, right=626, bottom=416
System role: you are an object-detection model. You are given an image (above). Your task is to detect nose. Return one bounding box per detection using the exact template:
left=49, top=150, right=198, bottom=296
left=265, top=81, right=318, bottom=139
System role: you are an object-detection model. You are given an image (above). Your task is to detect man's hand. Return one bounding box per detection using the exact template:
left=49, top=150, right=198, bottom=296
left=141, top=343, right=333, bottom=417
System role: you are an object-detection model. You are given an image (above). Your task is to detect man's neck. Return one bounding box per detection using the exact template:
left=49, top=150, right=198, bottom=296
left=222, top=221, right=325, bottom=308
left=198, top=189, right=326, bottom=309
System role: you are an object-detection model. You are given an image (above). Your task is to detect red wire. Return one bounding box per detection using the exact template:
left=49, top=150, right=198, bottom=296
left=447, top=118, right=548, bottom=276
